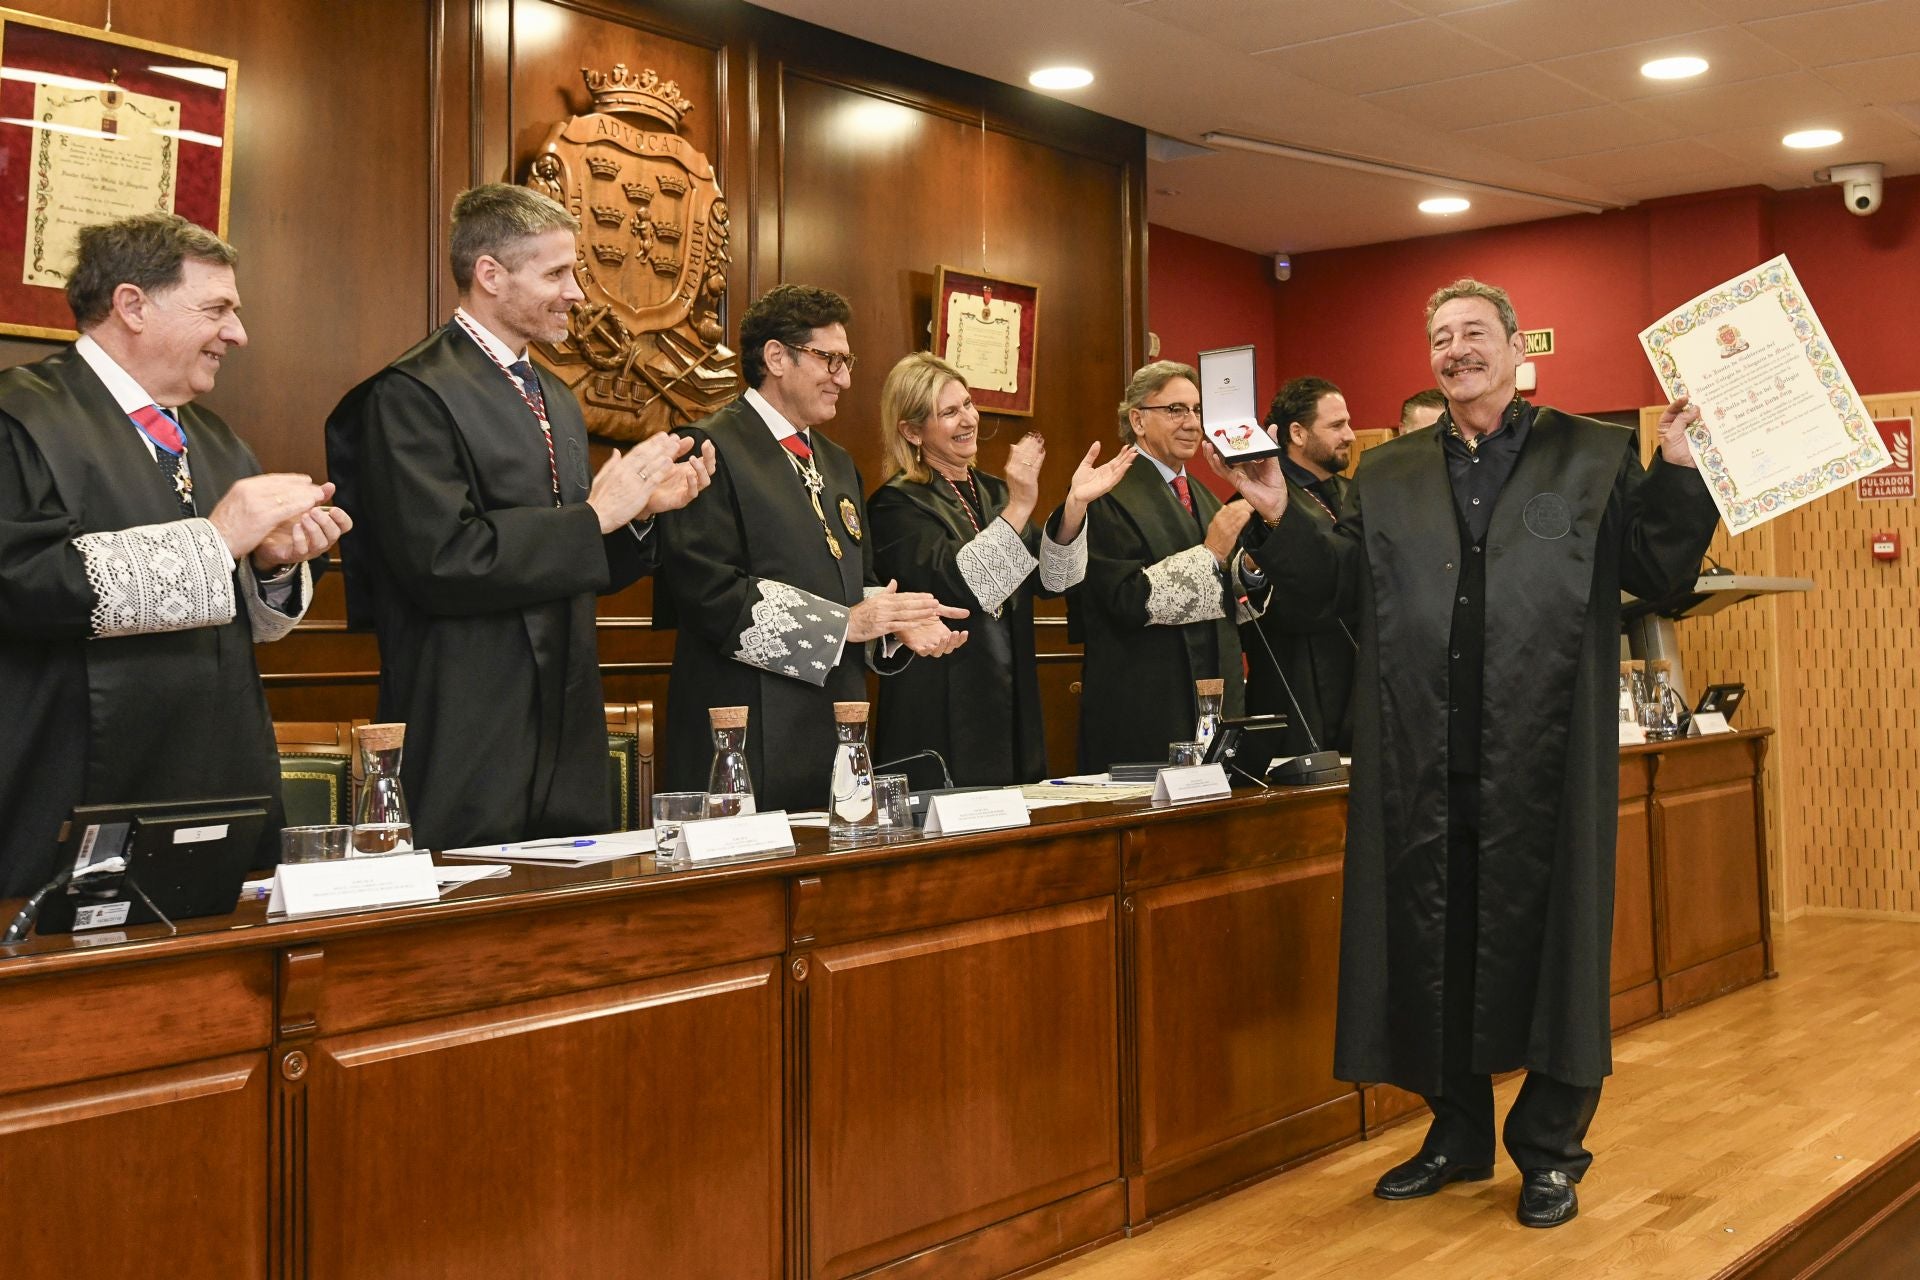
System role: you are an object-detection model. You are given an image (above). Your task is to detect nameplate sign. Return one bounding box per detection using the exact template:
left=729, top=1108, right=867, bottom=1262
left=268, top=852, right=439, bottom=920
left=1619, top=722, right=1648, bottom=746
left=677, top=811, right=795, bottom=864
left=1153, top=763, right=1232, bottom=804
left=924, top=788, right=1031, bottom=836
left=1689, top=712, right=1733, bottom=736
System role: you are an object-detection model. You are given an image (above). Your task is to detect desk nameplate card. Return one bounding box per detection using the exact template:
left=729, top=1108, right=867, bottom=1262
left=923, top=788, right=1031, bottom=836
left=677, top=811, right=796, bottom=864
left=1153, top=763, right=1232, bottom=804
left=268, top=852, right=439, bottom=920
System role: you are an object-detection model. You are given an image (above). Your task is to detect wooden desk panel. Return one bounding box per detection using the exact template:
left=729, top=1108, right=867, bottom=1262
left=0, top=1054, right=268, bottom=1280
left=300, top=959, right=783, bottom=1280
left=798, top=898, right=1120, bottom=1280
left=1611, top=795, right=1660, bottom=1030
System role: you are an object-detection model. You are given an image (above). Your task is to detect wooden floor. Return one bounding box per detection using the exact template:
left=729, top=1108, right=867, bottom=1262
left=1043, top=916, right=1920, bottom=1280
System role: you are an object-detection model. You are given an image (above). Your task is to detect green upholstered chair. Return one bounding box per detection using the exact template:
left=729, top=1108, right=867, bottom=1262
left=274, top=721, right=358, bottom=827
left=605, top=702, right=656, bottom=832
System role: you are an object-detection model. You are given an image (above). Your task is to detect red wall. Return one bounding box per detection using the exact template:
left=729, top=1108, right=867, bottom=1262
left=1149, top=174, right=1920, bottom=434
left=1146, top=223, right=1282, bottom=410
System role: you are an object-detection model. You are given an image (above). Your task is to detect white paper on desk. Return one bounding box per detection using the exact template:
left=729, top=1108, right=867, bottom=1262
left=441, top=832, right=653, bottom=865
left=1638, top=255, right=1888, bottom=534
left=436, top=864, right=512, bottom=891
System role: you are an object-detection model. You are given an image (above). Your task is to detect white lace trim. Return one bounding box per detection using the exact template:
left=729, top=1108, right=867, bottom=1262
left=1142, top=543, right=1225, bottom=627
left=1038, top=518, right=1088, bottom=593
left=955, top=517, right=1036, bottom=614
left=734, top=579, right=848, bottom=686
left=78, top=518, right=236, bottom=639
left=243, top=559, right=311, bottom=642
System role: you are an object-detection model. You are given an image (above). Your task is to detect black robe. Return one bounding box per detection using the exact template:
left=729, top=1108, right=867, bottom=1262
left=869, top=471, right=1049, bottom=786
left=325, top=323, right=650, bottom=850
left=1243, top=471, right=1357, bottom=755
left=1068, top=454, right=1251, bottom=773
left=0, top=347, right=288, bottom=896
left=653, top=398, right=905, bottom=810
left=1254, top=410, right=1720, bottom=1092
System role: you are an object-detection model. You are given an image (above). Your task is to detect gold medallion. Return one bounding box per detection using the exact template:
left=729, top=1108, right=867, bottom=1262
left=838, top=496, right=862, bottom=542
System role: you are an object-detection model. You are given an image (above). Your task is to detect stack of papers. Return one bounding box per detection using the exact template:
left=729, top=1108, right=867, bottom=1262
left=1021, top=777, right=1156, bottom=810
left=442, top=831, right=656, bottom=867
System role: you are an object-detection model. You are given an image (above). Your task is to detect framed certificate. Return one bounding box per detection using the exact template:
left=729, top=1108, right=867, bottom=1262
left=932, top=265, right=1039, bottom=417
left=0, top=9, right=236, bottom=340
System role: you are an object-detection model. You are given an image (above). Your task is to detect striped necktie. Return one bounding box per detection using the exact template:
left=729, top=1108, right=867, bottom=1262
left=131, top=404, right=192, bottom=514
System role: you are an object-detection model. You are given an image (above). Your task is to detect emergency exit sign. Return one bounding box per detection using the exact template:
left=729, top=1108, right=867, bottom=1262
left=1522, top=328, right=1554, bottom=356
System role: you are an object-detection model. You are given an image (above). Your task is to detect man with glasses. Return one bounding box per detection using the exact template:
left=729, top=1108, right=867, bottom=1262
left=654, top=284, right=969, bottom=809
left=1068, top=359, right=1266, bottom=772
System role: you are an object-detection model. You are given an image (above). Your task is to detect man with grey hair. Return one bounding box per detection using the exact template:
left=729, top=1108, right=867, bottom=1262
left=1068, top=358, right=1266, bottom=772
left=0, top=211, right=348, bottom=897
left=1214, top=277, right=1720, bottom=1226
left=327, top=183, right=714, bottom=849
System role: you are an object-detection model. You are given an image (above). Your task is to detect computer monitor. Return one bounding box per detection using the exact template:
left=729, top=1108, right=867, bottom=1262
left=32, top=796, right=270, bottom=935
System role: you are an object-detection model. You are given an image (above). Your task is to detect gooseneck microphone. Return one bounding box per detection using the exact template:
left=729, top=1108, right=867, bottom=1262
left=873, top=748, right=955, bottom=790
left=1246, top=616, right=1349, bottom=786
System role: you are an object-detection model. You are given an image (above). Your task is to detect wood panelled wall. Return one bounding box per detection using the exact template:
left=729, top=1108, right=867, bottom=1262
left=1644, top=392, right=1920, bottom=921
left=3, top=0, right=1146, bottom=778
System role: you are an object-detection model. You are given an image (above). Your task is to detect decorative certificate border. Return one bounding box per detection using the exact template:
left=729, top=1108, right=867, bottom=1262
left=1640, top=254, right=1885, bottom=533
left=0, top=8, right=236, bottom=341
left=932, top=265, right=1040, bottom=417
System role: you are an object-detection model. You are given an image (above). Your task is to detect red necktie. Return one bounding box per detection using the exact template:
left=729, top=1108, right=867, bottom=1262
left=130, top=403, right=185, bottom=454
left=1171, top=473, right=1194, bottom=515
left=781, top=432, right=812, bottom=461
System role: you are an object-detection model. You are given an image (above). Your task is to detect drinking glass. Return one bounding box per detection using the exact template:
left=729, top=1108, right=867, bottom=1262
left=1168, top=741, right=1205, bottom=767
left=873, top=773, right=914, bottom=841
left=652, top=791, right=707, bottom=867
left=281, top=824, right=351, bottom=864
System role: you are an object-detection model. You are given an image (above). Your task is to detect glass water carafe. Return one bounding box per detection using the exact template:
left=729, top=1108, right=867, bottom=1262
left=1643, top=662, right=1685, bottom=741
left=1193, top=677, right=1224, bottom=757
left=706, top=706, right=757, bottom=818
left=352, top=722, right=414, bottom=855
left=827, top=701, right=880, bottom=845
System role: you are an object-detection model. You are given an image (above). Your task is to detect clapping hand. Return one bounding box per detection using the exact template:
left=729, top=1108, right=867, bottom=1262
left=640, top=435, right=717, bottom=516
left=1053, top=441, right=1137, bottom=542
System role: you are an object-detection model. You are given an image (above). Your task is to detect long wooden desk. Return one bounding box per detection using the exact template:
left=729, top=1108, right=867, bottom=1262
left=0, top=730, right=1770, bottom=1280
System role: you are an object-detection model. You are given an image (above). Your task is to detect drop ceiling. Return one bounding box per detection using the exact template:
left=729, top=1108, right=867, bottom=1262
left=744, top=0, right=1920, bottom=254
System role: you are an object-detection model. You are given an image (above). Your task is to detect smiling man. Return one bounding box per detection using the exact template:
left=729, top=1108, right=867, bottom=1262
left=1213, top=278, right=1722, bottom=1227
left=654, top=284, right=969, bottom=809
left=0, top=212, right=347, bottom=896
left=327, top=184, right=714, bottom=848
left=1069, top=359, right=1269, bottom=772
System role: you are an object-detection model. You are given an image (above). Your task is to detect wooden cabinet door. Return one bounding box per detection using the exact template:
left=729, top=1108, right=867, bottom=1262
left=798, top=897, right=1120, bottom=1280
left=298, top=957, right=784, bottom=1280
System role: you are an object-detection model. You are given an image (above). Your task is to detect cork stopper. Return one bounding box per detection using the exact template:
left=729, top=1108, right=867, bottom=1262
left=354, top=722, right=405, bottom=752
left=1650, top=658, right=1673, bottom=674
left=833, top=701, right=870, bottom=725
left=1619, top=661, right=1640, bottom=676
left=709, top=705, right=749, bottom=730
left=1195, top=678, right=1225, bottom=697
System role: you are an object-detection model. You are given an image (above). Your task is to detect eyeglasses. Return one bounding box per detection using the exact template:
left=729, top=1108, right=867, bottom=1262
left=1137, top=402, right=1200, bottom=422
left=785, top=342, right=857, bottom=376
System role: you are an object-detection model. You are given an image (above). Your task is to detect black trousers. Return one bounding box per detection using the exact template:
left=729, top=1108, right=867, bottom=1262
left=1419, top=773, right=1603, bottom=1179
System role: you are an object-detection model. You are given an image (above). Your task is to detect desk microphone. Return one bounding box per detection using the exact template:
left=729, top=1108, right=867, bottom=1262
left=1246, top=618, right=1348, bottom=786
left=874, top=748, right=954, bottom=789
left=1, top=857, right=126, bottom=944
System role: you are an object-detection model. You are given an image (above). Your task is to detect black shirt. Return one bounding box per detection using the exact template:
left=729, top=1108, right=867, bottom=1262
left=1279, top=452, right=1347, bottom=521
left=1439, top=397, right=1533, bottom=544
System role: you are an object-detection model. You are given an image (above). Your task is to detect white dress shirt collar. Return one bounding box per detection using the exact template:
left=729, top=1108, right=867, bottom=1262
left=75, top=333, right=164, bottom=414
left=1136, top=444, right=1186, bottom=485
left=743, top=386, right=806, bottom=444
left=453, top=306, right=527, bottom=365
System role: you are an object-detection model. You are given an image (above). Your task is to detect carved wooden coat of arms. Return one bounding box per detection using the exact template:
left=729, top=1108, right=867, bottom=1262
left=525, top=63, right=741, bottom=441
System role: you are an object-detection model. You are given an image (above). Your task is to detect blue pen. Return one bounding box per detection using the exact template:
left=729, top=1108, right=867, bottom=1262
left=520, top=838, right=597, bottom=850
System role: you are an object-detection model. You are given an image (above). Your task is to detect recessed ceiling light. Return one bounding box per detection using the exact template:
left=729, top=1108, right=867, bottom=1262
left=1783, top=128, right=1844, bottom=149
left=1640, top=56, right=1708, bottom=81
left=1029, top=66, right=1093, bottom=91
left=1419, top=196, right=1471, bottom=215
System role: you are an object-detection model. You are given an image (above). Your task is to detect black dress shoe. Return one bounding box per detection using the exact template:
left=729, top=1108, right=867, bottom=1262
left=1373, top=1152, right=1495, bottom=1200
left=1517, top=1169, right=1579, bottom=1227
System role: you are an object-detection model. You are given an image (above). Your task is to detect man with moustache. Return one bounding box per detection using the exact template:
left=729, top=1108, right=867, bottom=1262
left=1070, top=359, right=1267, bottom=772
left=1215, top=279, right=1720, bottom=1226
left=1241, top=376, right=1357, bottom=756
left=0, top=212, right=347, bottom=896
left=327, top=184, right=713, bottom=849
left=653, top=284, right=968, bottom=810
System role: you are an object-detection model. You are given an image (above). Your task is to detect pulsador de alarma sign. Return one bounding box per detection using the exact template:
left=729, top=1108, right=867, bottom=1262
left=1858, top=419, right=1914, bottom=501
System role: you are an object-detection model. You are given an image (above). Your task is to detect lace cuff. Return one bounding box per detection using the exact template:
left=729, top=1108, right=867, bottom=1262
left=1038, top=518, right=1088, bottom=593
left=733, top=579, right=849, bottom=686
left=956, top=517, right=1037, bottom=613
left=77, top=518, right=236, bottom=639
left=1142, top=543, right=1225, bottom=627
left=243, top=559, right=311, bottom=642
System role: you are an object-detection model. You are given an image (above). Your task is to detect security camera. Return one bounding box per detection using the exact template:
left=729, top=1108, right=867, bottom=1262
left=1821, top=162, right=1883, bottom=216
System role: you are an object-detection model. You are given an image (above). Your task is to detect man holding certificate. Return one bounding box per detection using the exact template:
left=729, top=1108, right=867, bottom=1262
left=1215, top=279, right=1721, bottom=1227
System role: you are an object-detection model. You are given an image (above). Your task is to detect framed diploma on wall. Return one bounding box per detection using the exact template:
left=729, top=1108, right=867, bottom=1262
left=0, top=10, right=236, bottom=340
left=932, top=265, right=1040, bottom=417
